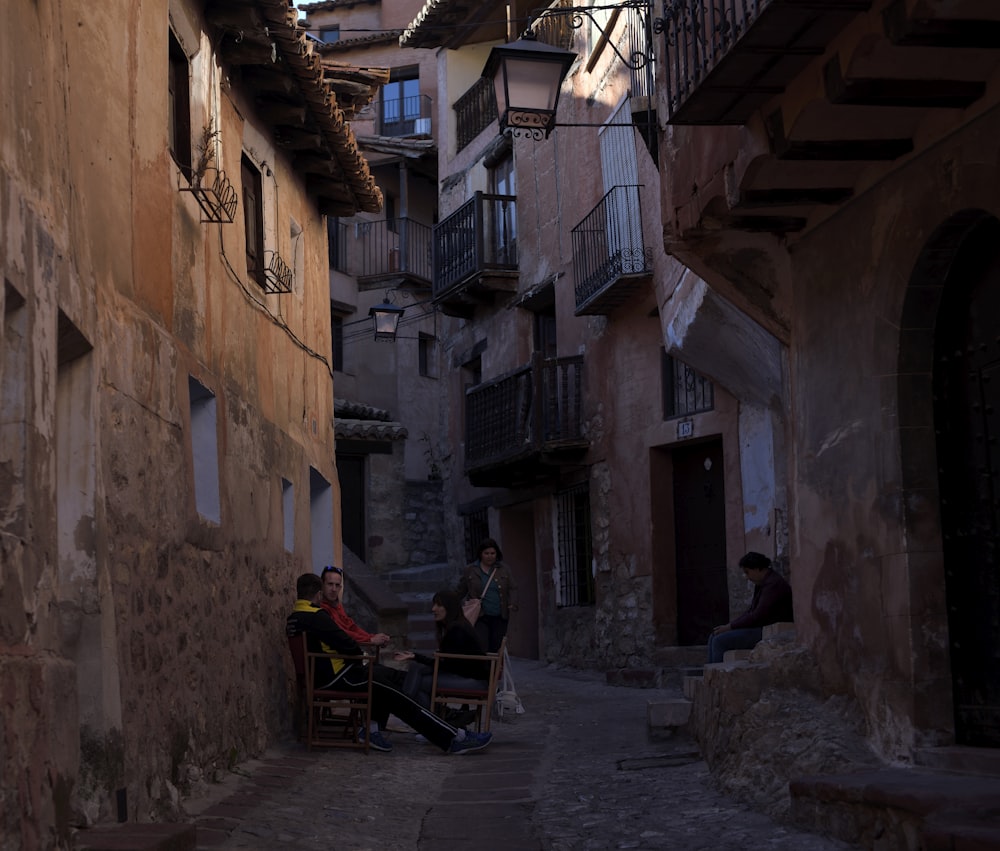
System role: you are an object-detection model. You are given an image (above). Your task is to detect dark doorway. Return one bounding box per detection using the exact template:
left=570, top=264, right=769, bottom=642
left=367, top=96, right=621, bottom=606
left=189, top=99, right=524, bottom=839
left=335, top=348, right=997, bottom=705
left=933, top=215, right=1000, bottom=747
left=337, top=454, right=366, bottom=561
left=673, top=438, right=729, bottom=645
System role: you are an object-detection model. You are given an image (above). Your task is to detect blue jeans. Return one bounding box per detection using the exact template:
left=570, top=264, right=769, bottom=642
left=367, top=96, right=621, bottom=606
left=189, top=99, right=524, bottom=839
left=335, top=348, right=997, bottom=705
left=707, top=627, right=763, bottom=664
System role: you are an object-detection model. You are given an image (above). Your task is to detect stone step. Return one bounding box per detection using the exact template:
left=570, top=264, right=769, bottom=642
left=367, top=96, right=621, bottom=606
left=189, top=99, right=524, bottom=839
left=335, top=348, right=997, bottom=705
left=73, top=823, right=195, bottom=850
left=647, top=698, right=692, bottom=731
left=383, top=562, right=455, bottom=593
left=915, top=745, right=1000, bottom=777
left=722, top=648, right=753, bottom=663
left=683, top=673, right=704, bottom=701
left=790, top=767, right=1000, bottom=849
left=650, top=645, right=709, bottom=668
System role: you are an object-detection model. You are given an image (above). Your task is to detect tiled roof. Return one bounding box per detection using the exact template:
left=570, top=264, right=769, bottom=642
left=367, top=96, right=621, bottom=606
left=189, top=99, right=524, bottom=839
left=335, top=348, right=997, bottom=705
left=300, top=0, right=378, bottom=11
left=400, top=0, right=503, bottom=49
left=207, top=0, right=383, bottom=215
left=316, top=30, right=403, bottom=51
left=335, top=418, right=408, bottom=440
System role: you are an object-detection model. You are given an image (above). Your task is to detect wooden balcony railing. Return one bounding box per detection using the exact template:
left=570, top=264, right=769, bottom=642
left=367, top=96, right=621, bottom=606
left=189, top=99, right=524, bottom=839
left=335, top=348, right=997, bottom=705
left=330, top=217, right=432, bottom=282
left=432, top=192, right=517, bottom=299
left=465, top=354, right=585, bottom=473
left=571, top=185, right=652, bottom=314
left=454, top=77, right=497, bottom=152
left=661, top=0, right=869, bottom=124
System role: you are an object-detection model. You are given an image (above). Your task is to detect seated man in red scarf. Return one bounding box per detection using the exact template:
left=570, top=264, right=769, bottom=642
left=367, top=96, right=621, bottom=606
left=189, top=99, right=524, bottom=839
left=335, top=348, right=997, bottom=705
left=319, top=565, right=390, bottom=648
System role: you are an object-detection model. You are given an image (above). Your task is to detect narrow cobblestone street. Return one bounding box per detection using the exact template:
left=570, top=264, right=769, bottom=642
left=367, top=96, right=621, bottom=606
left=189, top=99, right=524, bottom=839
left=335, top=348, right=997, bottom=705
left=187, top=661, right=855, bottom=850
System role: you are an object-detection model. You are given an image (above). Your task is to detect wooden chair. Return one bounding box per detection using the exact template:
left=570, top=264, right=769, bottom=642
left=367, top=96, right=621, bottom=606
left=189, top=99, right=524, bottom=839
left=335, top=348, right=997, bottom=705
left=287, top=633, right=374, bottom=751
left=429, top=637, right=505, bottom=733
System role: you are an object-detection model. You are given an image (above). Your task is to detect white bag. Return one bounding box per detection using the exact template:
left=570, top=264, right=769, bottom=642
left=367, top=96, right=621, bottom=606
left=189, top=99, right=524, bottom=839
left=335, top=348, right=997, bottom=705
left=495, top=645, right=525, bottom=718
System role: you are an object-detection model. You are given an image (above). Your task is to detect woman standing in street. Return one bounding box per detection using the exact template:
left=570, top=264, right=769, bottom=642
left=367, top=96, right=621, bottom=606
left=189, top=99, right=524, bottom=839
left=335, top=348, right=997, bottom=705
left=457, top=538, right=517, bottom=652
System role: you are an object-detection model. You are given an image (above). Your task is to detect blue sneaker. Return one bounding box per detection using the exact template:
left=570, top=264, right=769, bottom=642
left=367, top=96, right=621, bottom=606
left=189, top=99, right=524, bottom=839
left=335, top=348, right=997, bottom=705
left=448, top=730, right=492, bottom=755
left=359, top=728, right=393, bottom=752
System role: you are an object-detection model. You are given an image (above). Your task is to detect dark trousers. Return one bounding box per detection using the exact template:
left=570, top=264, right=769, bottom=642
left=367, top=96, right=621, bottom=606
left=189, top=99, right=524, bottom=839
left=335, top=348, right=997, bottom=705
left=476, top=614, right=508, bottom=653
left=337, top=662, right=458, bottom=752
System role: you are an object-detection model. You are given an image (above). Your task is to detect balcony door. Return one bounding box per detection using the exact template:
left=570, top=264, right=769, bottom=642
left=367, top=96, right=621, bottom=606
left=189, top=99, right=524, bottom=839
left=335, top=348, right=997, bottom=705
left=598, top=101, right=643, bottom=275
left=489, top=150, right=516, bottom=264
left=382, top=69, right=420, bottom=136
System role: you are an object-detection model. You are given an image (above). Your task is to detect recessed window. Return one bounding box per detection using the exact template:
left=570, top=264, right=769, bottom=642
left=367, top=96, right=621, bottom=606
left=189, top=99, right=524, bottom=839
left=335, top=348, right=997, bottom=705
left=282, top=478, right=295, bottom=553
left=168, top=31, right=192, bottom=175
left=241, top=154, right=265, bottom=286
left=418, top=333, right=436, bottom=378
left=309, top=467, right=334, bottom=574
left=331, top=309, right=344, bottom=372
left=188, top=377, right=221, bottom=524
left=320, top=25, right=340, bottom=44
left=556, top=483, right=594, bottom=607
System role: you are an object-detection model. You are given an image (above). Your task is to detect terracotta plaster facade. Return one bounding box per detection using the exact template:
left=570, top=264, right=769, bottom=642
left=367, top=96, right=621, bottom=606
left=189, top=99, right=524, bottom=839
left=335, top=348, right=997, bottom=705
left=1, top=0, right=379, bottom=845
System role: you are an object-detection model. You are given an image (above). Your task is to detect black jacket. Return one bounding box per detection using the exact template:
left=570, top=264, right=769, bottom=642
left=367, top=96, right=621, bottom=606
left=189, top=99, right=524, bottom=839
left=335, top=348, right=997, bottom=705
left=286, top=600, right=363, bottom=686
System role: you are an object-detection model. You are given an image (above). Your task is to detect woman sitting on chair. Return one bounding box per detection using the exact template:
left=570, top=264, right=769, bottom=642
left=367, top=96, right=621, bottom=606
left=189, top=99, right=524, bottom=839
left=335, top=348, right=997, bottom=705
left=394, top=591, right=491, bottom=717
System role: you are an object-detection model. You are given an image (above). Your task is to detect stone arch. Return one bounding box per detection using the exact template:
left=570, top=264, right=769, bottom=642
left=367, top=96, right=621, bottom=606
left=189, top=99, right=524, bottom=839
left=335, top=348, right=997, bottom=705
left=897, top=207, right=1000, bottom=745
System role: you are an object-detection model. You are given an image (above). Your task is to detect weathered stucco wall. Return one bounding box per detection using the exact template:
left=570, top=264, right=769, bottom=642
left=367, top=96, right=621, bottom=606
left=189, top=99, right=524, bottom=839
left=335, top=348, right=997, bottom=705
left=783, top=108, right=1000, bottom=758
left=2, top=0, right=348, bottom=845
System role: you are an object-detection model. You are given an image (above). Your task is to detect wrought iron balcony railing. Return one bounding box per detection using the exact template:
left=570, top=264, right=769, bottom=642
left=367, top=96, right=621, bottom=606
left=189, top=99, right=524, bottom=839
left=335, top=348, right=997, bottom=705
left=465, top=354, right=585, bottom=474
left=571, top=184, right=652, bottom=315
left=432, top=192, right=517, bottom=299
left=454, top=77, right=497, bottom=152
left=377, top=94, right=433, bottom=137
left=330, top=217, right=432, bottom=282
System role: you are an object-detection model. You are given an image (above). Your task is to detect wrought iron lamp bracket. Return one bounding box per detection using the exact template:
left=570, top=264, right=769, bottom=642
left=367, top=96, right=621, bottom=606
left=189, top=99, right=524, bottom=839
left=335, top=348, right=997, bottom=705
left=526, top=1, right=655, bottom=72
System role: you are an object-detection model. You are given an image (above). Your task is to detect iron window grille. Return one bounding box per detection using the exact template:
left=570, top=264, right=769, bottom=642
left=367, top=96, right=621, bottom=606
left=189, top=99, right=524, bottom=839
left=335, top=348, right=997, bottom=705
left=662, top=352, right=714, bottom=419
left=463, top=508, right=490, bottom=564
left=557, top=483, right=594, bottom=607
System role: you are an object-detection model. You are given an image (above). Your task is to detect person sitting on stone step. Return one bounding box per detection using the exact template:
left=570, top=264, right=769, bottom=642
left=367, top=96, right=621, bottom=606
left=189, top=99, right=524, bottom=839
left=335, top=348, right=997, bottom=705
left=287, top=572, right=493, bottom=755
left=706, top=551, right=793, bottom=664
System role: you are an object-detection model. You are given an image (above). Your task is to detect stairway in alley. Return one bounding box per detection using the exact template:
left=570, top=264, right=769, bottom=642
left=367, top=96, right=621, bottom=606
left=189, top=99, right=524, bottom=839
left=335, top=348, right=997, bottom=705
left=383, top=562, right=457, bottom=653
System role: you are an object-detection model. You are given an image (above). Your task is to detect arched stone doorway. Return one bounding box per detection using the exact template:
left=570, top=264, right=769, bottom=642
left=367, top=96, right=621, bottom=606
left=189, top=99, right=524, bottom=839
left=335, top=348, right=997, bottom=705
left=900, top=209, right=1000, bottom=747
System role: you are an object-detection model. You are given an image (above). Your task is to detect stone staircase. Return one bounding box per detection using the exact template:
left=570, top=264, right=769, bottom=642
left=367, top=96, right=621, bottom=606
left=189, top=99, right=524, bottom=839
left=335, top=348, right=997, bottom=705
left=382, top=562, right=456, bottom=653
left=647, top=623, right=1000, bottom=850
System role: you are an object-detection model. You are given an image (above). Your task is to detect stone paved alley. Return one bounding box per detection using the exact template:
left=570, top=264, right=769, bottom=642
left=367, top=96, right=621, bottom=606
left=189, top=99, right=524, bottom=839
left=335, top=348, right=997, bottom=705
left=183, top=660, right=856, bottom=851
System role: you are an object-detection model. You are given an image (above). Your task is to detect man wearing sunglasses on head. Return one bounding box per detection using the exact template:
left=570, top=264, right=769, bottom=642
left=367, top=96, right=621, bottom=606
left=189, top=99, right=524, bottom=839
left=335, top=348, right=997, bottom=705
left=288, top=572, right=492, bottom=755
left=319, top=565, right=391, bottom=647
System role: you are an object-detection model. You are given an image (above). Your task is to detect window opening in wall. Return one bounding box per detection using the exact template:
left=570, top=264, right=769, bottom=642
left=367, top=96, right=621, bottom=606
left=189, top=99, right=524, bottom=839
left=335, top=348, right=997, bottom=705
left=418, top=333, right=436, bottom=378
left=242, top=154, right=265, bottom=287
left=2, top=283, right=28, bottom=539
left=168, top=30, right=192, bottom=176
left=557, top=482, right=594, bottom=606
left=662, top=351, right=714, bottom=419
left=188, top=376, right=221, bottom=523
left=386, top=196, right=397, bottom=234
left=328, top=216, right=346, bottom=272
left=320, top=25, right=340, bottom=44
left=463, top=508, right=490, bottom=563
left=282, top=477, right=295, bottom=553
left=331, top=309, right=345, bottom=372
left=309, top=466, right=334, bottom=573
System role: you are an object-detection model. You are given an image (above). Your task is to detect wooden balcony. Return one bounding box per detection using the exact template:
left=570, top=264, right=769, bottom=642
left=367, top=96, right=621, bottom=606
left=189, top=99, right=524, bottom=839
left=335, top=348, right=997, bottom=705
left=432, top=192, right=518, bottom=318
left=666, top=0, right=1000, bottom=237
left=572, top=185, right=654, bottom=316
left=330, top=217, right=432, bottom=285
left=465, top=355, right=588, bottom=488
left=662, top=0, right=871, bottom=125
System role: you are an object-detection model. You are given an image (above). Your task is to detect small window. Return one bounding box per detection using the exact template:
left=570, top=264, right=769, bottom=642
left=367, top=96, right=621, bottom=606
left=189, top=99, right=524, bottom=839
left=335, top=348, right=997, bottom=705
left=328, top=217, right=345, bottom=272
left=241, top=154, right=265, bottom=286
left=282, top=478, right=295, bottom=553
left=331, top=310, right=344, bottom=372
left=662, top=351, right=714, bottom=420
left=188, top=377, right=221, bottom=524
left=557, top=483, right=594, bottom=607
left=168, top=31, right=192, bottom=175
left=309, top=467, right=334, bottom=574
left=320, top=25, right=340, bottom=44
left=418, top=333, right=436, bottom=378
left=463, top=508, right=490, bottom=564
